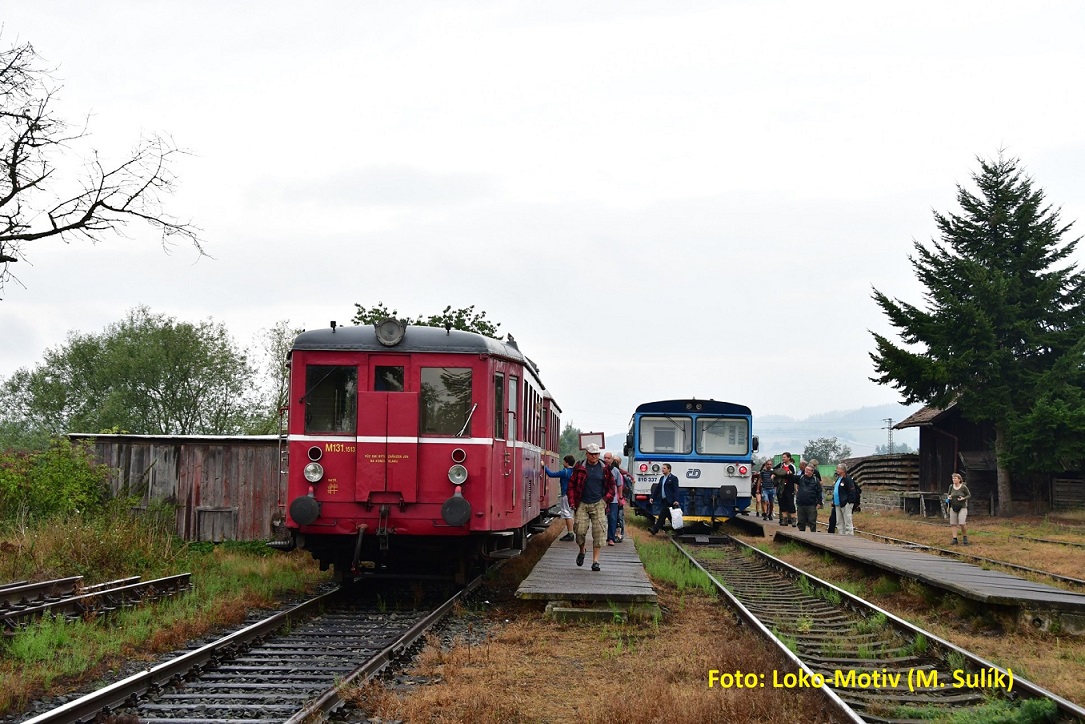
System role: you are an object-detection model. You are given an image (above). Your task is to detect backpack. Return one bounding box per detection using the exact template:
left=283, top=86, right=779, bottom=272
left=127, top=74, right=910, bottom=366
left=622, top=472, right=635, bottom=501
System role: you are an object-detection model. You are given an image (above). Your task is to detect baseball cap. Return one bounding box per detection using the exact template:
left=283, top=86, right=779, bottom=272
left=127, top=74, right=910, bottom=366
left=585, top=443, right=601, bottom=455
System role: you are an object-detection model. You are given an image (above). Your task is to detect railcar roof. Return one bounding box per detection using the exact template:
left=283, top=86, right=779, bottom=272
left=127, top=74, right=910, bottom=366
left=634, top=399, right=752, bottom=416
left=293, top=324, right=521, bottom=357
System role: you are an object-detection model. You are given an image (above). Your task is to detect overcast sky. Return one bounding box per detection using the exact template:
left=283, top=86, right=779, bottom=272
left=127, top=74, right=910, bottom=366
left=3, top=2, right=1084, bottom=442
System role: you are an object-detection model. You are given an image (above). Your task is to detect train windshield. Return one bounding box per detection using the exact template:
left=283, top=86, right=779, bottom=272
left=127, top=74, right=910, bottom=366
left=303, top=365, right=358, bottom=434
left=695, top=417, right=749, bottom=455
left=638, top=416, right=692, bottom=454
left=420, top=367, right=473, bottom=435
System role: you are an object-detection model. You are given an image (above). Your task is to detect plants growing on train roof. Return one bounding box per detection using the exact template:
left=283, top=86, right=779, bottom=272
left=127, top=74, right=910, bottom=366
left=0, top=37, right=205, bottom=298
left=870, top=155, right=1085, bottom=515
left=352, top=302, right=502, bottom=339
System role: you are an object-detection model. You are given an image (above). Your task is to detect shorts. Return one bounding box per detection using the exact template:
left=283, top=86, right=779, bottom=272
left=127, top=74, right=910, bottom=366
left=559, top=494, right=574, bottom=520
left=574, top=500, right=607, bottom=548
left=761, top=488, right=776, bottom=503
left=949, top=507, right=967, bottom=526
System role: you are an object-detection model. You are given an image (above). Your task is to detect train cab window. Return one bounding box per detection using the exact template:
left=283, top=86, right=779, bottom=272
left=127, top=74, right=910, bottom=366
left=494, top=373, right=505, bottom=439
left=420, top=367, right=474, bottom=436
left=638, top=416, right=692, bottom=454
left=696, top=418, right=749, bottom=455
left=375, top=366, right=405, bottom=391
left=303, top=365, right=357, bottom=434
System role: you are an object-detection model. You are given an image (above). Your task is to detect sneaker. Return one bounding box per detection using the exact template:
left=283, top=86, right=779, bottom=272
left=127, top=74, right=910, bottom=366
left=591, top=562, right=601, bottom=572
left=963, top=537, right=969, bottom=545
left=649, top=528, right=658, bottom=536
left=607, top=541, right=615, bottom=546
left=951, top=538, right=958, bottom=545
left=559, top=533, right=575, bottom=542
left=576, top=552, right=585, bottom=566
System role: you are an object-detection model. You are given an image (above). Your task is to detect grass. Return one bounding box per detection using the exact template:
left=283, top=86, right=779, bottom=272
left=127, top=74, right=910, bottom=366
left=891, top=696, right=1057, bottom=723
left=0, top=506, right=329, bottom=715
left=637, top=536, right=717, bottom=596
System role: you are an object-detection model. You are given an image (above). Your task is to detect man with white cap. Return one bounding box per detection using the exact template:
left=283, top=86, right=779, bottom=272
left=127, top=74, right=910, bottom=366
left=567, top=443, right=616, bottom=571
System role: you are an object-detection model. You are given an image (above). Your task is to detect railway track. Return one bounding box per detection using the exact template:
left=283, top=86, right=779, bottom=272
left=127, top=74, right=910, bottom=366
left=21, top=578, right=480, bottom=724
left=2, top=574, right=192, bottom=633
left=674, top=534, right=1085, bottom=723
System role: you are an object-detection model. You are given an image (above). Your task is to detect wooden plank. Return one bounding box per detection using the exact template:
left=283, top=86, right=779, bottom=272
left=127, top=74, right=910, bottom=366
left=773, top=529, right=1085, bottom=612
left=517, top=538, right=657, bottom=602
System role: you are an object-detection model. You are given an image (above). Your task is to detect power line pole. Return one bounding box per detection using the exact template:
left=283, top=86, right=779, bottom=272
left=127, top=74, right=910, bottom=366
left=883, top=418, right=895, bottom=455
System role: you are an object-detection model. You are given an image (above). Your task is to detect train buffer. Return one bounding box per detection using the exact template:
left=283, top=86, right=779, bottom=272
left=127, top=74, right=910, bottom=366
left=516, top=534, right=658, bottom=623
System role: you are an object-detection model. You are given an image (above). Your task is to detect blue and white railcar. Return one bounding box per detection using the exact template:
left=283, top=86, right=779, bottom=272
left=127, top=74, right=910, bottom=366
left=623, top=399, right=757, bottom=526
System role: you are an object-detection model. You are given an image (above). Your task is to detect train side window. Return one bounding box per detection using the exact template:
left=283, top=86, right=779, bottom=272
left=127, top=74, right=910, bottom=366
left=508, top=376, right=518, bottom=443
left=420, top=367, right=473, bottom=436
left=493, top=373, right=505, bottom=440
left=304, top=365, right=357, bottom=434
left=638, top=415, right=692, bottom=454
left=375, top=366, right=405, bottom=391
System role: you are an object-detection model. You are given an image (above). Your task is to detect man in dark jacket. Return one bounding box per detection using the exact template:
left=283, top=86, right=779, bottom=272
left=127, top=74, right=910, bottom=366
left=567, top=443, right=616, bottom=571
left=795, top=463, right=823, bottom=532
left=649, top=464, right=679, bottom=535
left=832, top=463, right=859, bottom=535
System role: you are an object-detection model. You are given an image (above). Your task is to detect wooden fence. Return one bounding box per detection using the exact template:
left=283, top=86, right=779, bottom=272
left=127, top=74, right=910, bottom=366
left=70, top=434, right=285, bottom=543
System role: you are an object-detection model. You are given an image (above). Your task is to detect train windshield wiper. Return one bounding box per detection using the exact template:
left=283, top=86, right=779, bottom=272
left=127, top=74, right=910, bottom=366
left=456, top=403, right=478, bottom=437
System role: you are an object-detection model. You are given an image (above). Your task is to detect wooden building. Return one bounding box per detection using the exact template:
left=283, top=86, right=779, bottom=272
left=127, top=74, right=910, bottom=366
left=895, top=405, right=1085, bottom=513
left=69, top=434, right=285, bottom=543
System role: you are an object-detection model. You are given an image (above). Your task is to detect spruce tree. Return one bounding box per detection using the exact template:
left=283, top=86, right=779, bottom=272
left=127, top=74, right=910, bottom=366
left=870, top=156, right=1085, bottom=515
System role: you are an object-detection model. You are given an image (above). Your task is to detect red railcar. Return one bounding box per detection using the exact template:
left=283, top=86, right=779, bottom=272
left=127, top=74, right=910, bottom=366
left=283, top=320, right=560, bottom=581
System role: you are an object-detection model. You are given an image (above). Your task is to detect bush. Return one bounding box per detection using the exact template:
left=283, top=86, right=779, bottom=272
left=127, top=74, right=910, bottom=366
left=0, top=439, right=110, bottom=522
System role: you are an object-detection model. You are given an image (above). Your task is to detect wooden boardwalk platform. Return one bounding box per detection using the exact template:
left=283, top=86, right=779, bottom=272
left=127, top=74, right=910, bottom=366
left=772, top=527, right=1085, bottom=613
left=516, top=536, right=657, bottom=604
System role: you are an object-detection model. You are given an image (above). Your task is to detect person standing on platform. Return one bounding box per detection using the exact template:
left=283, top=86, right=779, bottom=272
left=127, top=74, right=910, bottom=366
left=603, top=451, right=623, bottom=546
left=751, top=470, right=763, bottom=518
left=832, top=463, right=858, bottom=535
left=543, top=455, right=577, bottom=541
left=946, top=473, right=971, bottom=545
left=795, top=463, right=823, bottom=532
left=759, top=460, right=776, bottom=521
left=650, top=463, right=679, bottom=535
left=568, top=443, right=616, bottom=571
left=775, top=452, right=798, bottom=526
left=613, top=454, right=631, bottom=542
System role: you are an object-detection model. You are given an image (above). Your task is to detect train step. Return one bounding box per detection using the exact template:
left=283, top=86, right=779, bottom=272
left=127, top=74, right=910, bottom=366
left=487, top=548, right=523, bottom=560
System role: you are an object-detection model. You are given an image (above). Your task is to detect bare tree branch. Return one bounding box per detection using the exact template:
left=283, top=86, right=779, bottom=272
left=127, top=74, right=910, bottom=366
left=0, top=37, right=207, bottom=296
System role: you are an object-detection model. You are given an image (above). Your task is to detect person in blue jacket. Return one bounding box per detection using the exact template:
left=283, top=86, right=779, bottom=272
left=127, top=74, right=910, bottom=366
left=544, top=455, right=577, bottom=541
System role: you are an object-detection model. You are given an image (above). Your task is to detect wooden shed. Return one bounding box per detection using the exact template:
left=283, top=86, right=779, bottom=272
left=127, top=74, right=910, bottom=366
left=69, top=434, right=285, bottom=543
left=894, top=405, right=1085, bottom=514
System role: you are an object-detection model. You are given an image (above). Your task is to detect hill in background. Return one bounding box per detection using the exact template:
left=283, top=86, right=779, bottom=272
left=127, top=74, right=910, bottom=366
left=602, top=402, right=921, bottom=458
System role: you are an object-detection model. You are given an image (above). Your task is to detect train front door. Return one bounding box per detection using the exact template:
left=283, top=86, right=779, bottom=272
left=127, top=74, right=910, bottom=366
left=356, top=356, right=419, bottom=505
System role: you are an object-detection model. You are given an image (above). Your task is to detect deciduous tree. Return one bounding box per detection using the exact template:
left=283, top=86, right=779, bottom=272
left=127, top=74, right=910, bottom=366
left=0, top=307, right=259, bottom=438
left=803, top=437, right=851, bottom=465
left=870, top=156, right=1085, bottom=515
left=0, top=39, right=205, bottom=296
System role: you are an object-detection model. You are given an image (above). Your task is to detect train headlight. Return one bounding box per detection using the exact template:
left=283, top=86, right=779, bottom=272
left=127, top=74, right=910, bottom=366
left=303, top=462, right=324, bottom=483
left=727, top=464, right=736, bottom=475
left=448, top=464, right=468, bottom=485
